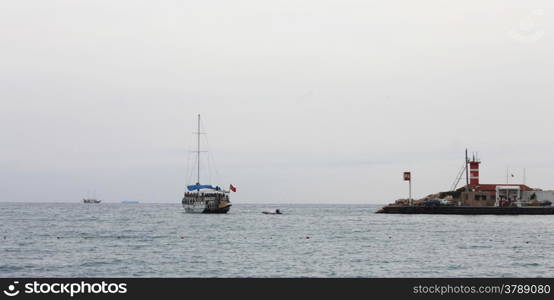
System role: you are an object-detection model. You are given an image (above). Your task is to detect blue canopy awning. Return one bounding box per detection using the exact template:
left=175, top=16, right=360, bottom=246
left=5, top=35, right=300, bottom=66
left=187, top=184, right=218, bottom=191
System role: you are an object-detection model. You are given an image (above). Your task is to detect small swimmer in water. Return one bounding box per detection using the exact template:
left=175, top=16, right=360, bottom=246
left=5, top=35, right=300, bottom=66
left=262, top=209, right=283, bottom=215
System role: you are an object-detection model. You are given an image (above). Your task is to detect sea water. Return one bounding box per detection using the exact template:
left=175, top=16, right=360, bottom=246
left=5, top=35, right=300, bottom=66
left=1, top=202, right=553, bottom=277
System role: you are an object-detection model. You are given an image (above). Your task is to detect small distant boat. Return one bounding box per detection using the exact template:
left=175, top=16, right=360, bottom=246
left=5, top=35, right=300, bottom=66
left=83, top=198, right=101, bottom=204
left=262, top=209, right=282, bottom=215
left=121, top=200, right=139, bottom=204
left=83, top=190, right=101, bottom=204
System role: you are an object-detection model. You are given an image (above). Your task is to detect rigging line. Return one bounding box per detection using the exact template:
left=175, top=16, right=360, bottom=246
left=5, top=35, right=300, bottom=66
left=185, top=146, right=195, bottom=185
left=450, top=162, right=467, bottom=191
left=184, top=149, right=189, bottom=184
left=196, top=116, right=207, bottom=184
left=185, top=131, right=196, bottom=184
left=200, top=146, right=211, bottom=184
left=203, top=139, right=215, bottom=184
left=184, top=118, right=197, bottom=185
left=200, top=117, right=223, bottom=185
left=204, top=138, right=216, bottom=185
left=190, top=115, right=205, bottom=184
left=201, top=121, right=223, bottom=185
left=205, top=134, right=222, bottom=185
left=211, top=151, right=222, bottom=185
left=191, top=148, right=198, bottom=183
left=185, top=144, right=196, bottom=184
left=192, top=150, right=199, bottom=184
left=208, top=154, right=213, bottom=184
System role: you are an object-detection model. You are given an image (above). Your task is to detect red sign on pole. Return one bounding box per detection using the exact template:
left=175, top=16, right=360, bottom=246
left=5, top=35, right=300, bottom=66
left=403, top=172, right=411, bottom=181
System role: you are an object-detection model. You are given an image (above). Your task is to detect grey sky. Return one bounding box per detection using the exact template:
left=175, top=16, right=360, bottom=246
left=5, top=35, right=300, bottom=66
left=1, top=0, right=553, bottom=203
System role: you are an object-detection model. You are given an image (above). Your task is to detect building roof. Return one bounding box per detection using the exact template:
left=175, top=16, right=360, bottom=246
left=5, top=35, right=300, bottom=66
left=468, top=184, right=534, bottom=192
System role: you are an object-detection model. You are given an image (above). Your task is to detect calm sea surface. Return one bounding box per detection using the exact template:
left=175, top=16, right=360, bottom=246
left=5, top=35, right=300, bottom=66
left=1, top=203, right=553, bottom=277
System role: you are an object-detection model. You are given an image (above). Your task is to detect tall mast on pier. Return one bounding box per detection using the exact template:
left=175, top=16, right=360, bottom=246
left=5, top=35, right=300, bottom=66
left=465, top=149, right=469, bottom=192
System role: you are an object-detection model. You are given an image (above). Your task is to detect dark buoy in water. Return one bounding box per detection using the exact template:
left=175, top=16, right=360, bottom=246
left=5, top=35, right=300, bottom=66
left=306, top=236, right=310, bottom=239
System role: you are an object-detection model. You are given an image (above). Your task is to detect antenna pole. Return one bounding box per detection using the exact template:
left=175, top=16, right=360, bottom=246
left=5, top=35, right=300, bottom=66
left=523, top=168, right=527, bottom=185
left=465, top=149, right=469, bottom=192
left=409, top=178, right=412, bottom=205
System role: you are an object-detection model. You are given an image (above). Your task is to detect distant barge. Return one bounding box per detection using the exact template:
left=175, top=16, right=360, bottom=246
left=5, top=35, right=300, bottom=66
left=377, top=205, right=554, bottom=215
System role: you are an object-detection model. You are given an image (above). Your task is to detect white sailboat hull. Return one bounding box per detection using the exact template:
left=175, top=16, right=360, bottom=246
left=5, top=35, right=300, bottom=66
left=182, top=202, right=206, bottom=213
left=182, top=194, right=231, bottom=214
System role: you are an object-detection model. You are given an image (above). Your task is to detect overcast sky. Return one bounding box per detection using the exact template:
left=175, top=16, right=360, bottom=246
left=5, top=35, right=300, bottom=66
left=1, top=0, right=553, bottom=204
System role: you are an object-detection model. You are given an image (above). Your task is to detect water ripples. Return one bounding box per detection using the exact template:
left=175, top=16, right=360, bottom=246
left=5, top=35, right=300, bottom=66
left=1, top=203, right=554, bottom=277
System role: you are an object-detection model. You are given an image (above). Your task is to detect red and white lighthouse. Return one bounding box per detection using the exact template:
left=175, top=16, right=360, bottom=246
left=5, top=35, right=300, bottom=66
left=469, top=158, right=481, bottom=185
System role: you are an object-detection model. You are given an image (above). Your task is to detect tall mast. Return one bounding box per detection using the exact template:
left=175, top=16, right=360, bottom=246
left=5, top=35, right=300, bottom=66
left=465, top=149, right=469, bottom=192
left=197, top=114, right=201, bottom=185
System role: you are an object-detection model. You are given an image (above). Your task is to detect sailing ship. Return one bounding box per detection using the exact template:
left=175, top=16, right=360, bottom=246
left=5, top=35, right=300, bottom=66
left=83, top=190, right=101, bottom=203
left=182, top=115, right=233, bottom=213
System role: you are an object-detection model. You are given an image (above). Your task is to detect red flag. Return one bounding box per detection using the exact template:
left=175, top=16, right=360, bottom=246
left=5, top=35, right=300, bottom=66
left=230, top=184, right=237, bottom=192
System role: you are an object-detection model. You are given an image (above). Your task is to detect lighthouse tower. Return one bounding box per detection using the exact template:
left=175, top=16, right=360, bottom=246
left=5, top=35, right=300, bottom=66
left=469, top=155, right=481, bottom=185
